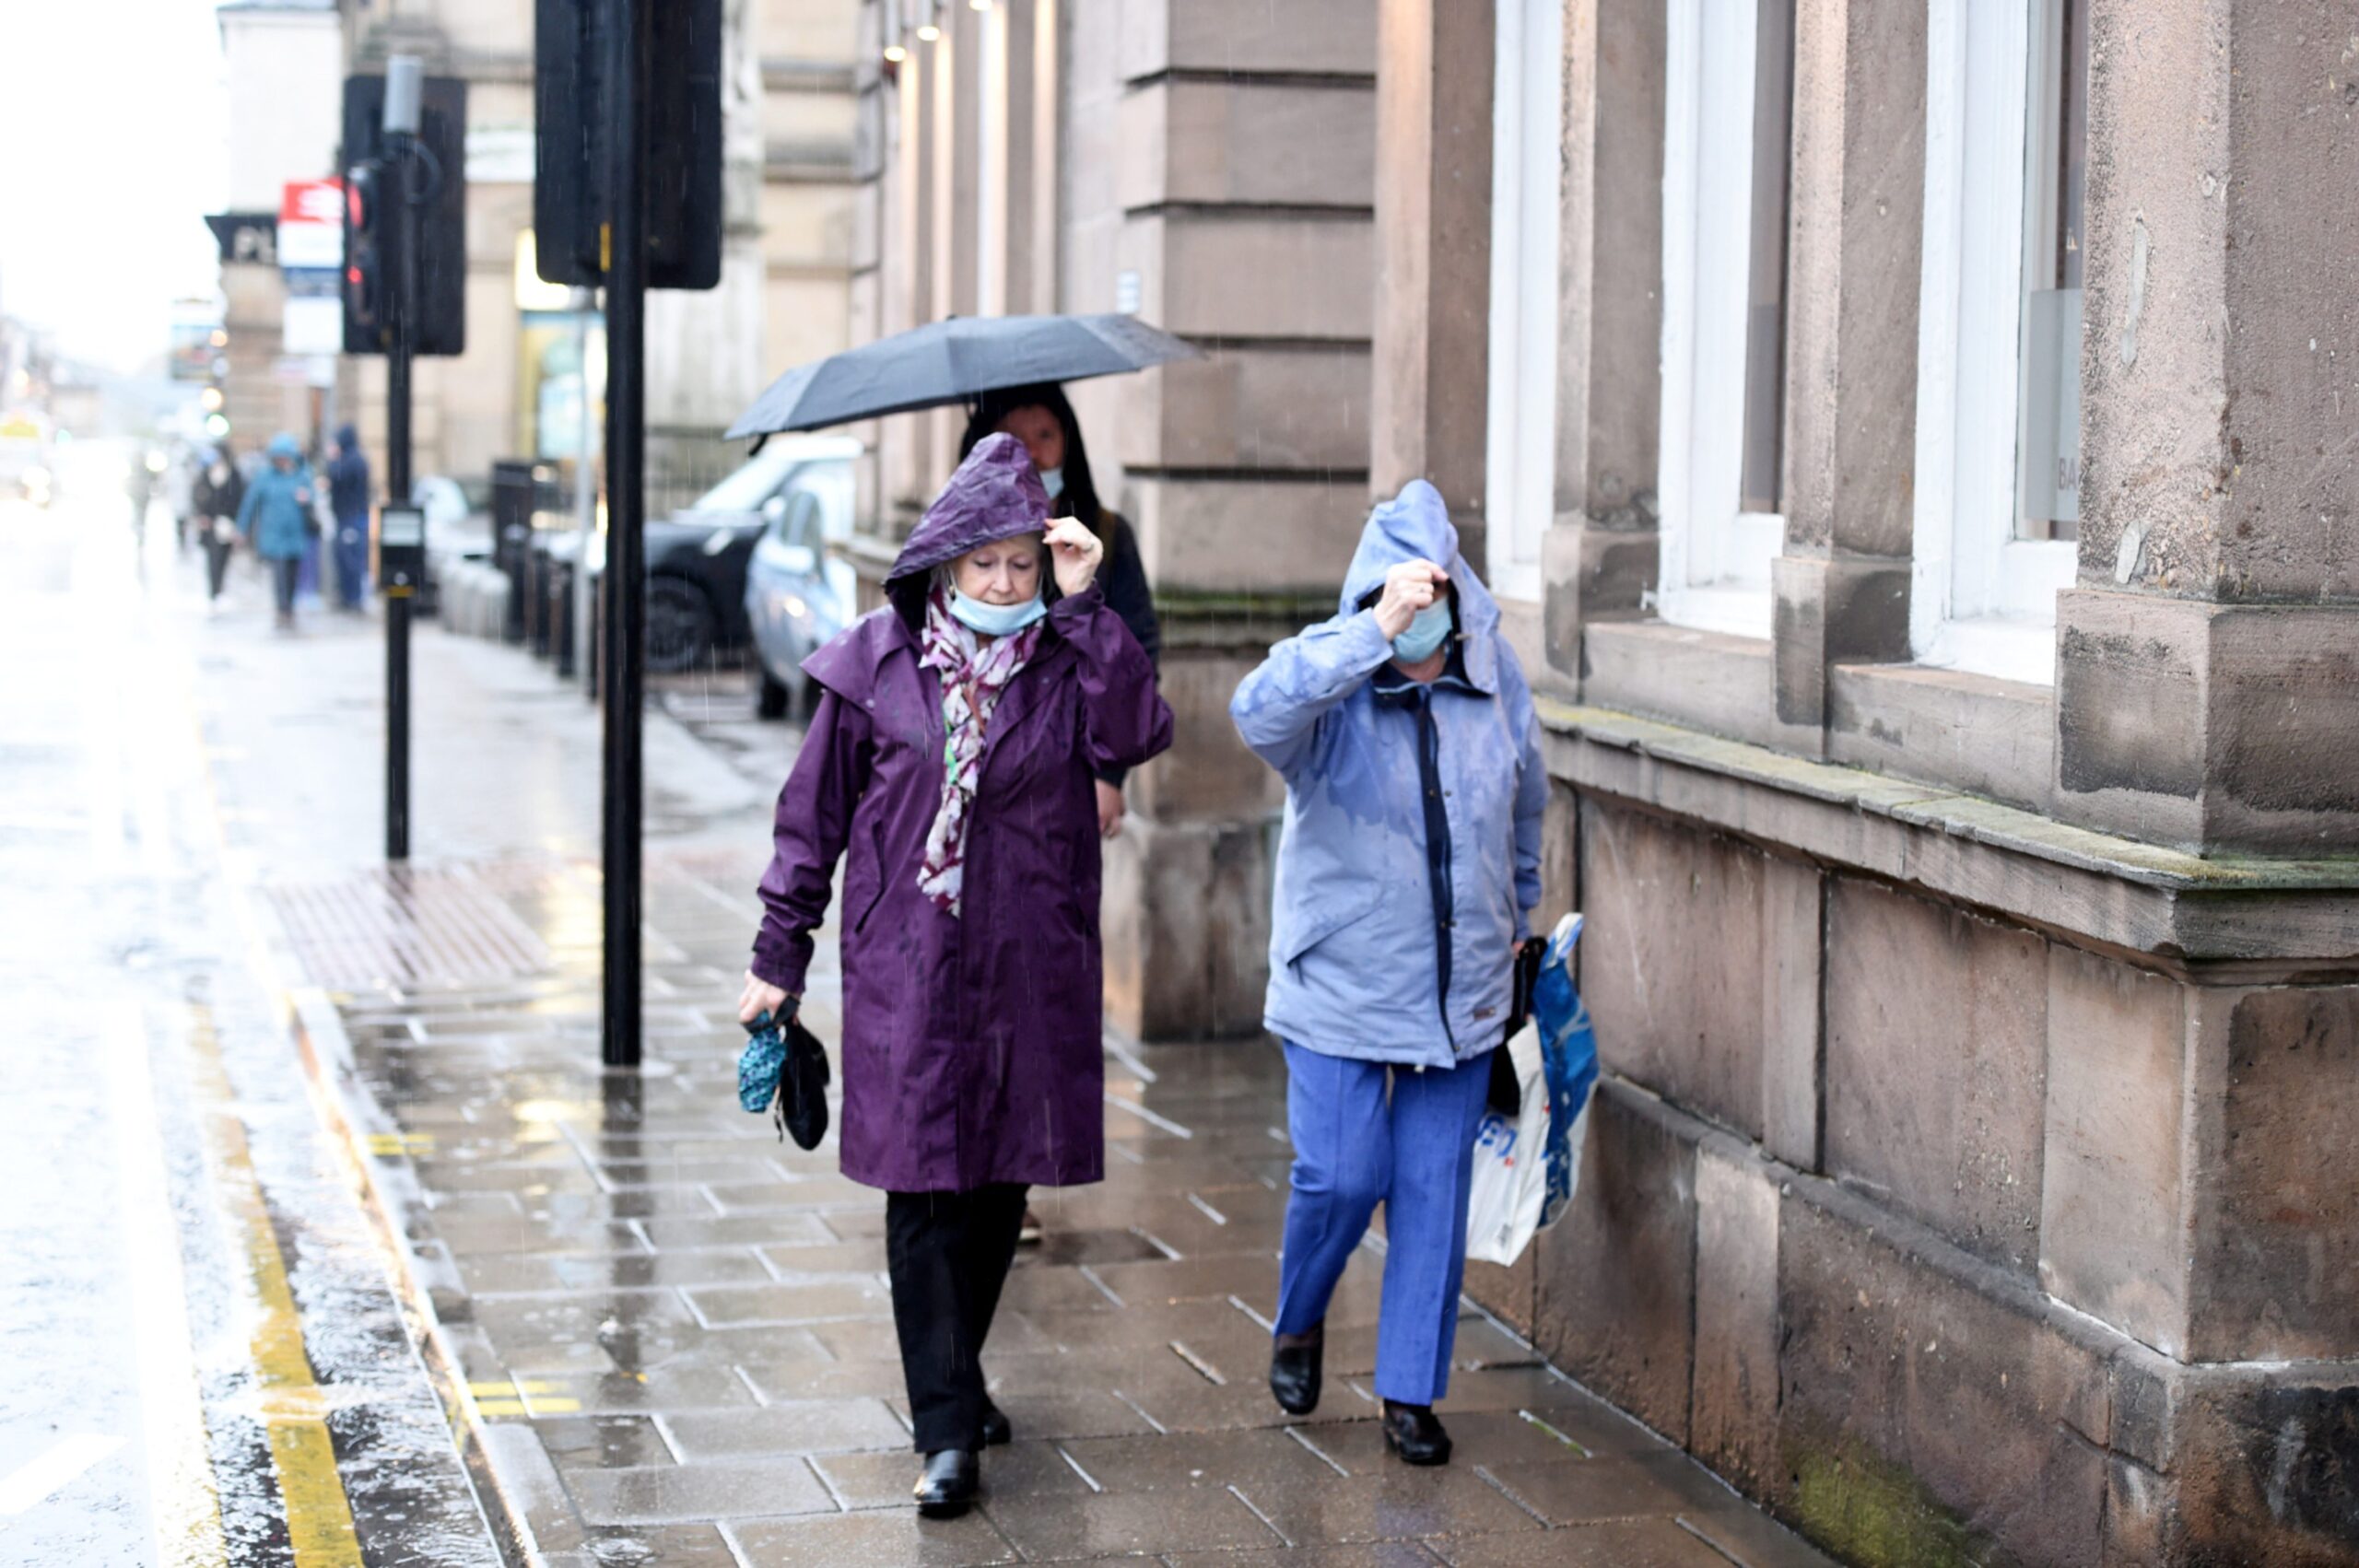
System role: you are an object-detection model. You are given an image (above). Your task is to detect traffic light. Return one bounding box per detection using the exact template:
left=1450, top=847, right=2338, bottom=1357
left=534, top=0, right=722, bottom=290
left=341, top=73, right=469, bottom=356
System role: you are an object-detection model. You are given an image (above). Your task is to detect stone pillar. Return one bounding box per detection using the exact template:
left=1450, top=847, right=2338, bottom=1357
left=1767, top=0, right=1925, bottom=738
left=1367, top=0, right=1493, bottom=562
left=2053, top=0, right=2359, bottom=855
left=1090, top=0, right=1381, bottom=1040
left=1542, top=0, right=1668, bottom=687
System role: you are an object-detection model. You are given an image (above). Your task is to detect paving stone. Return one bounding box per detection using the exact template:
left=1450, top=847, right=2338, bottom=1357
left=538, top=1523, right=745, bottom=1567
left=637, top=1213, right=839, bottom=1249
left=1162, top=1547, right=1442, bottom=1567
left=535, top=1414, right=677, bottom=1470
left=684, top=1278, right=895, bottom=1327
left=1477, top=1452, right=1731, bottom=1527
left=981, top=1489, right=1285, bottom=1559
left=463, top=1249, right=774, bottom=1294
left=1428, top=1517, right=1736, bottom=1565
left=735, top=1354, right=913, bottom=1404
left=1300, top=1413, right=1600, bottom=1477
left=754, top=1238, right=893, bottom=1277
left=1234, top=1467, right=1545, bottom=1546
left=661, top=1398, right=910, bottom=1458
left=886, top=1389, right=1166, bottom=1444
left=520, top=1366, right=767, bottom=1415
left=729, top=1507, right=1021, bottom=1566
left=1057, top=1428, right=1352, bottom=1492
left=564, top=1457, right=834, bottom=1525
left=811, top=1441, right=1096, bottom=1509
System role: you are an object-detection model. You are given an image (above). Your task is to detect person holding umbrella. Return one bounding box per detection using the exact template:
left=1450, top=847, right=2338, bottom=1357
left=1230, top=478, right=1547, bottom=1468
left=736, top=434, right=1172, bottom=1516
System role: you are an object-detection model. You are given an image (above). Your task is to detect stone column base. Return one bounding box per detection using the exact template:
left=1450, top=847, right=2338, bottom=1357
left=1770, top=551, right=1911, bottom=737
left=2056, top=589, right=2359, bottom=854
left=1100, top=813, right=1274, bottom=1043
left=1541, top=519, right=1659, bottom=686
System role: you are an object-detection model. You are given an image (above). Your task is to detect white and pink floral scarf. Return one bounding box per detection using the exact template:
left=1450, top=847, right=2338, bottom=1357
left=916, top=583, right=1043, bottom=915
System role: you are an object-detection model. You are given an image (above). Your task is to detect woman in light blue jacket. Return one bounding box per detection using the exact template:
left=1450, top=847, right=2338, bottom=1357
left=1230, top=478, right=1546, bottom=1467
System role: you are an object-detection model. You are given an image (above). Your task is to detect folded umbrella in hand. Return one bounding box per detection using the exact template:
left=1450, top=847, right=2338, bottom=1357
left=737, top=1011, right=831, bottom=1152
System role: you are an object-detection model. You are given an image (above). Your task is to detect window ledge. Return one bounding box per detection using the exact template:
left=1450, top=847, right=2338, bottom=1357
left=1536, top=696, right=2359, bottom=968
left=1919, top=614, right=2059, bottom=686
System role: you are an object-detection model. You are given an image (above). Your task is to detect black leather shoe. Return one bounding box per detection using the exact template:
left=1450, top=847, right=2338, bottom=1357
left=1269, top=1331, right=1323, bottom=1416
left=912, top=1449, right=980, bottom=1516
left=1381, top=1402, right=1452, bottom=1466
left=980, top=1400, right=1012, bottom=1447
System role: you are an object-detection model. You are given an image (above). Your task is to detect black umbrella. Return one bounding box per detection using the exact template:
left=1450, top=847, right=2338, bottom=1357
left=725, top=313, right=1201, bottom=439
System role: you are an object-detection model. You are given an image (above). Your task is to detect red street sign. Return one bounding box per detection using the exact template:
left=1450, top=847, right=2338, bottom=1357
left=280, top=178, right=346, bottom=227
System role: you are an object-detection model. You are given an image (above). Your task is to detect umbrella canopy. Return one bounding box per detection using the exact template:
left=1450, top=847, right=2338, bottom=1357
left=725, top=313, right=1200, bottom=439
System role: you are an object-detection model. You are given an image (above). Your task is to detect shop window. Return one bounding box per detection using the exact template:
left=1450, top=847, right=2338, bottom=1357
left=1483, top=0, right=1565, bottom=604
left=1657, top=0, right=1795, bottom=639
left=1908, top=0, right=2084, bottom=685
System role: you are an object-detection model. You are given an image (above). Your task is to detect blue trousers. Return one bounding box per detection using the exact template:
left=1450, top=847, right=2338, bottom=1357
left=1274, top=1039, right=1495, bottom=1406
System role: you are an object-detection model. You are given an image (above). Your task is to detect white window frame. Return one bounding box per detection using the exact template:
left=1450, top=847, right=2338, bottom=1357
left=1909, top=0, right=2077, bottom=685
left=1656, top=0, right=1783, bottom=641
left=1482, top=0, right=1563, bottom=605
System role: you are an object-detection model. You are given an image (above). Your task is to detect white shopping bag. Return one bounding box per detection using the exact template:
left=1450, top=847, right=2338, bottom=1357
left=1465, top=913, right=1596, bottom=1268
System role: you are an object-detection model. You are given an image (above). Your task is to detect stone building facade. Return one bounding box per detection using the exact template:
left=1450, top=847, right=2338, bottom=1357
left=855, top=2, right=2358, bottom=1562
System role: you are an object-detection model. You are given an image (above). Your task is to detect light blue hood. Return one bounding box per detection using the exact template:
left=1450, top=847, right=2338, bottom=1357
left=1229, top=480, right=1547, bottom=1069
left=1336, top=480, right=1502, bottom=694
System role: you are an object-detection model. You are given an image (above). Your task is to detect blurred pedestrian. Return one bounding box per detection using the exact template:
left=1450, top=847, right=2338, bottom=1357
left=166, top=446, right=195, bottom=553
left=738, top=435, right=1171, bottom=1517
left=238, top=433, right=319, bottom=632
left=326, top=424, right=371, bottom=611
left=1230, top=479, right=1546, bottom=1468
left=958, top=383, right=1162, bottom=1250
left=193, top=446, right=245, bottom=608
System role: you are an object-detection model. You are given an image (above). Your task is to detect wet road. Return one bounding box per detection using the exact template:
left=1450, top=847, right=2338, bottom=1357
left=0, top=451, right=499, bottom=1567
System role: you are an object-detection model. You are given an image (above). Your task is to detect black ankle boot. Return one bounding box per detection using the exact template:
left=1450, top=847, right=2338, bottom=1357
left=1269, top=1328, right=1324, bottom=1416
left=980, top=1400, right=1012, bottom=1447
left=1381, top=1401, right=1451, bottom=1466
left=913, top=1449, right=980, bottom=1515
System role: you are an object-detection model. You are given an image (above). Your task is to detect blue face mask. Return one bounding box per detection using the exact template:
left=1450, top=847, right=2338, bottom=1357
left=1039, top=465, right=1065, bottom=501
left=1391, top=599, right=1453, bottom=663
left=949, top=589, right=1047, bottom=637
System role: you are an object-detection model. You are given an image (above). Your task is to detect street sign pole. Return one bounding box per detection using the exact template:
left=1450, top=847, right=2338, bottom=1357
left=600, top=0, right=646, bottom=1068
left=383, top=55, right=422, bottom=863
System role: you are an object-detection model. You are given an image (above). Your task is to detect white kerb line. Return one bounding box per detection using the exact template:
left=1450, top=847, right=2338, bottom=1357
left=103, top=1004, right=228, bottom=1566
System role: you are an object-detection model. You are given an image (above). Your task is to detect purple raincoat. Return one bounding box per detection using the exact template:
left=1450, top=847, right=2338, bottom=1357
left=751, top=435, right=1174, bottom=1193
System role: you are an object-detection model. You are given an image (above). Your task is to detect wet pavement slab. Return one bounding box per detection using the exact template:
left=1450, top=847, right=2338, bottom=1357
left=150, top=492, right=1842, bottom=1566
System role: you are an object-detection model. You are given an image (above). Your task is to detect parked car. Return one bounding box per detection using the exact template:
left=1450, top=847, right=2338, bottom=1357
left=642, top=438, right=857, bottom=673
left=741, top=435, right=861, bottom=719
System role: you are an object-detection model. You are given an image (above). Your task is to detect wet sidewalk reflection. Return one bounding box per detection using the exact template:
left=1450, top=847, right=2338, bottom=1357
left=305, top=846, right=1834, bottom=1566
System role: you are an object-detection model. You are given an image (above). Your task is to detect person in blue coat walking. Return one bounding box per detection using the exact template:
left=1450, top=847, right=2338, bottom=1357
left=326, top=424, right=371, bottom=611
left=1230, top=478, right=1547, bottom=1467
left=238, top=433, right=319, bottom=630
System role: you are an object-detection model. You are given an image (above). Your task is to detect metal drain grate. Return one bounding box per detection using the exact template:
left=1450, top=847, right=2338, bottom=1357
left=267, top=866, right=554, bottom=990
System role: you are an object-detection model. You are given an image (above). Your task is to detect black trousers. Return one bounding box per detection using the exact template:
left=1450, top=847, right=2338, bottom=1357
left=885, top=1183, right=1028, bottom=1453
left=204, top=535, right=233, bottom=599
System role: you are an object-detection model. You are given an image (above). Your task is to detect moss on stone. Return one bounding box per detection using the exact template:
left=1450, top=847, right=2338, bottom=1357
left=1790, top=1437, right=1999, bottom=1568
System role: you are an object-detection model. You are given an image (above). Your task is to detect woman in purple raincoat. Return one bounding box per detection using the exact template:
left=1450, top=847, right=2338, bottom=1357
left=739, top=433, right=1172, bottom=1515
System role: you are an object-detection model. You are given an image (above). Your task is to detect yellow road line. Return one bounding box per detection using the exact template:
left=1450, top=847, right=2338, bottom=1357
left=101, top=1007, right=226, bottom=1568
left=186, top=1003, right=365, bottom=1568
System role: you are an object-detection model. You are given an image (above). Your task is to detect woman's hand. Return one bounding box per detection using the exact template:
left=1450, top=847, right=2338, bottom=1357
left=1372, top=558, right=1449, bottom=638
left=1095, top=778, right=1126, bottom=839
left=738, top=971, right=793, bottom=1025
left=1045, top=518, right=1104, bottom=599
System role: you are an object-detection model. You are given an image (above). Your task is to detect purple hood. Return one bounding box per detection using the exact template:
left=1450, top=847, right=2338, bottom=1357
left=886, top=431, right=1053, bottom=626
